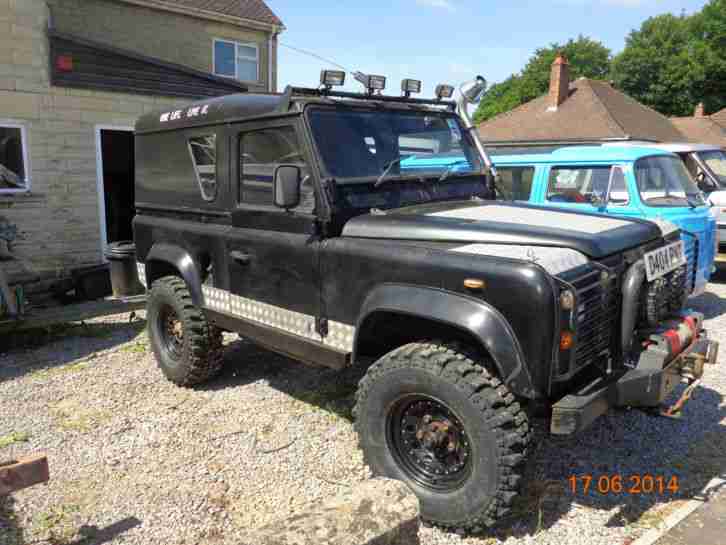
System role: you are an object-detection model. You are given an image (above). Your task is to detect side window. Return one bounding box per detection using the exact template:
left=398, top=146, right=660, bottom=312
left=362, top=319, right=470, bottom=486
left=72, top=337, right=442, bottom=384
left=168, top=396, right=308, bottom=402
left=607, top=166, right=629, bottom=205
left=187, top=135, right=217, bottom=201
left=239, top=127, right=313, bottom=211
left=547, top=166, right=611, bottom=204
left=0, top=123, right=30, bottom=192
left=495, top=167, right=534, bottom=201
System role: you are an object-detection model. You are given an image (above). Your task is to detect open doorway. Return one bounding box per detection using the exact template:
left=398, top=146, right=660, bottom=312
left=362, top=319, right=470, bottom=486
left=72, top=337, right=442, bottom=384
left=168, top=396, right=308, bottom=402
left=95, top=127, right=135, bottom=254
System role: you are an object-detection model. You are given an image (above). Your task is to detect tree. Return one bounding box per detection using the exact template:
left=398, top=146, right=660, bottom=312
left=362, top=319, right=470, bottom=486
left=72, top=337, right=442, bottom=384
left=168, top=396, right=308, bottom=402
left=474, top=36, right=611, bottom=123
left=690, top=0, right=726, bottom=113
left=611, top=14, right=703, bottom=117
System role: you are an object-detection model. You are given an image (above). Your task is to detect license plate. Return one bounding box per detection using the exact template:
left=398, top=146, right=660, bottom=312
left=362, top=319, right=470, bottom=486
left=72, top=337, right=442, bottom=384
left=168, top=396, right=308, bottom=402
left=644, top=241, right=687, bottom=281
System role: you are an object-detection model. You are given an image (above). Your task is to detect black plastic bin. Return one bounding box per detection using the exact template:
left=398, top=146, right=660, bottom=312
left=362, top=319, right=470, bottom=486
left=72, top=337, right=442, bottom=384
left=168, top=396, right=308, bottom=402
left=105, top=241, right=144, bottom=297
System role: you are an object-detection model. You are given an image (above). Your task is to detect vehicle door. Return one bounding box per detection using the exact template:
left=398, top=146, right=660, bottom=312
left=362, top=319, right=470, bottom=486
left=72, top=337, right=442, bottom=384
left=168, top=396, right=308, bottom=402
left=538, top=163, right=639, bottom=219
left=223, top=119, right=321, bottom=337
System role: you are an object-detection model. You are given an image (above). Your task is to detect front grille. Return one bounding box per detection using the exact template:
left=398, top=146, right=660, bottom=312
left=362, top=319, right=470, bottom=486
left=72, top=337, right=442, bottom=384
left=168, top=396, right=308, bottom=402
left=682, top=232, right=698, bottom=293
left=557, top=263, right=620, bottom=378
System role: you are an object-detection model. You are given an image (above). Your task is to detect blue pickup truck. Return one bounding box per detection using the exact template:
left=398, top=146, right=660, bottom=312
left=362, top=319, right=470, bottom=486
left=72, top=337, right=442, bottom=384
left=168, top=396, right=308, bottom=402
left=403, top=146, right=717, bottom=295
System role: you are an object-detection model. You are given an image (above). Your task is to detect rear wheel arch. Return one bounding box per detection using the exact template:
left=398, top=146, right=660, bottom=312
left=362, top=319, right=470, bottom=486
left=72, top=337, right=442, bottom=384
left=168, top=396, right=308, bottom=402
left=354, top=284, right=536, bottom=399
left=143, top=243, right=207, bottom=307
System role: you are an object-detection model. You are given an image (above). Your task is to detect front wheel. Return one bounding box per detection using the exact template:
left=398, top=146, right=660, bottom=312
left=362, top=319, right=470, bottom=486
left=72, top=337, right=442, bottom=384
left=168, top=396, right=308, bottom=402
left=353, top=341, right=530, bottom=533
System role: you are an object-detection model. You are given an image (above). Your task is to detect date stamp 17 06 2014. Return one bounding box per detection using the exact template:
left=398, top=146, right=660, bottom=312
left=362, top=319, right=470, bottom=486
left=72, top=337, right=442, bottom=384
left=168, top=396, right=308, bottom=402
left=568, top=475, right=680, bottom=495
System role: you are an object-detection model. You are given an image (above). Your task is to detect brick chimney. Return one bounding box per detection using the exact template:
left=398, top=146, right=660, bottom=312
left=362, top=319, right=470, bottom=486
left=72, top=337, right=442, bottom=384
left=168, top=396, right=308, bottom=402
left=548, top=54, right=570, bottom=111
left=694, top=102, right=705, bottom=117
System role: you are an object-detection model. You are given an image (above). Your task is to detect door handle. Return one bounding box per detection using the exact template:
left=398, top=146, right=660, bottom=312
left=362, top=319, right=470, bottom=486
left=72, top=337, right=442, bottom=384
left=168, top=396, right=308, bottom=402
left=230, top=250, right=252, bottom=265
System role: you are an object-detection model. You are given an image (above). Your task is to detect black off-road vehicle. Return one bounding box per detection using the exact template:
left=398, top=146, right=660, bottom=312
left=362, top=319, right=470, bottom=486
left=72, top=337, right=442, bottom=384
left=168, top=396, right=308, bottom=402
left=133, top=73, right=718, bottom=532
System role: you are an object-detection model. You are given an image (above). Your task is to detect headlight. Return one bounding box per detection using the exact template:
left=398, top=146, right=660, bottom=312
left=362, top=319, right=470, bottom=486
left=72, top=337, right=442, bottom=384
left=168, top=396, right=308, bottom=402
left=559, top=290, right=575, bottom=311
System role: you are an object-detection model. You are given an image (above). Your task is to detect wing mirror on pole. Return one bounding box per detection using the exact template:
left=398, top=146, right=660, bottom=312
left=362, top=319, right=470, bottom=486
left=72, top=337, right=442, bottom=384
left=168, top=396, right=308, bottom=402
left=273, top=165, right=301, bottom=210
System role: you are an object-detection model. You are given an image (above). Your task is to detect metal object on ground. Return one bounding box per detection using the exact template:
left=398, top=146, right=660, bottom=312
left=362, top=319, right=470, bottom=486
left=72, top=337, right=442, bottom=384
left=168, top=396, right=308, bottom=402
left=0, top=294, right=146, bottom=334
left=0, top=454, right=49, bottom=495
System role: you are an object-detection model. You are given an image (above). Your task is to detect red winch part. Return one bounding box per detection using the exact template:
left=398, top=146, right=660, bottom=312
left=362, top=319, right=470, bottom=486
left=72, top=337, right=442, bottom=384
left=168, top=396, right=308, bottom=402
left=660, top=317, right=698, bottom=356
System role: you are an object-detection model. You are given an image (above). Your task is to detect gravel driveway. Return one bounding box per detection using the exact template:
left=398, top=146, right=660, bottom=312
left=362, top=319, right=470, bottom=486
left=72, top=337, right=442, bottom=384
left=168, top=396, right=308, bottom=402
left=2, top=273, right=726, bottom=545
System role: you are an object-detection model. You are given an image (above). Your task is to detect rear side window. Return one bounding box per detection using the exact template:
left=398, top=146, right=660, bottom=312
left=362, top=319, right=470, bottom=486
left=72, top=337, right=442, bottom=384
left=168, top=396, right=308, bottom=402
left=239, top=127, right=312, bottom=210
left=547, top=166, right=611, bottom=204
left=188, top=135, right=217, bottom=201
left=495, top=166, right=534, bottom=200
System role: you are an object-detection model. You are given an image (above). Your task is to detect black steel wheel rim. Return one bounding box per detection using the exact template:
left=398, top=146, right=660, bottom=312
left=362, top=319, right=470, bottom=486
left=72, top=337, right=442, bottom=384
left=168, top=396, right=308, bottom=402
left=157, top=304, right=184, bottom=362
left=387, top=394, right=473, bottom=491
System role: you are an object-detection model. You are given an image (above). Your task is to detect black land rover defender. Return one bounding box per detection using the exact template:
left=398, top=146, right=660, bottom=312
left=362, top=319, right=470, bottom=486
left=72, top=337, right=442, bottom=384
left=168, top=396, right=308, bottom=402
left=133, top=73, right=718, bottom=532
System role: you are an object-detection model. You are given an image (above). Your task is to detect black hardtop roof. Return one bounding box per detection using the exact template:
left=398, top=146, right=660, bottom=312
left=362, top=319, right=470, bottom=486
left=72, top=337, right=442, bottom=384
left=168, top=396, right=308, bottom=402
left=136, top=93, right=287, bottom=133
left=135, top=87, right=458, bottom=134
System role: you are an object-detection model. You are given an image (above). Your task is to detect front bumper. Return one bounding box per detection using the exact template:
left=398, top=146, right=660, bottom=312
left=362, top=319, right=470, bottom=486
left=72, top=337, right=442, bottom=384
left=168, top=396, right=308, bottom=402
left=551, top=314, right=719, bottom=435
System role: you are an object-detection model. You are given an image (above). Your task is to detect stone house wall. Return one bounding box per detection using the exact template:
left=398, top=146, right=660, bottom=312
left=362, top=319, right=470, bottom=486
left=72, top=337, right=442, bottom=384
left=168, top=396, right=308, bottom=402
left=0, top=0, right=276, bottom=281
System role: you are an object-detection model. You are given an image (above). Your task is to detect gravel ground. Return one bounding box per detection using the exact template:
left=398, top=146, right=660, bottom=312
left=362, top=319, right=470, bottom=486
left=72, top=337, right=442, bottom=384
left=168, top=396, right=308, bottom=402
left=1, top=272, right=725, bottom=545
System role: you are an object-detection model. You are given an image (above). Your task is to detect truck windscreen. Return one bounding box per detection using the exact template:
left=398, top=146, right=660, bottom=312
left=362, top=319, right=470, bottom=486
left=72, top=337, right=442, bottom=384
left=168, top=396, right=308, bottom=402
left=307, top=107, right=482, bottom=182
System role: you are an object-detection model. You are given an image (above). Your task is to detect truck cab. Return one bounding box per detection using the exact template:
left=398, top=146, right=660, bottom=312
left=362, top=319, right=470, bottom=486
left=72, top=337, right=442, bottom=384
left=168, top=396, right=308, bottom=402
left=133, top=74, right=718, bottom=534
left=602, top=142, right=726, bottom=267
left=490, top=146, right=718, bottom=295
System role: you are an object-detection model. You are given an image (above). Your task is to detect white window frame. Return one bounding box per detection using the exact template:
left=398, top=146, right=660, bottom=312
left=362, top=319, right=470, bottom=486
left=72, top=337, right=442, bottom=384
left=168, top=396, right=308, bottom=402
left=213, top=38, right=260, bottom=83
left=0, top=120, right=31, bottom=194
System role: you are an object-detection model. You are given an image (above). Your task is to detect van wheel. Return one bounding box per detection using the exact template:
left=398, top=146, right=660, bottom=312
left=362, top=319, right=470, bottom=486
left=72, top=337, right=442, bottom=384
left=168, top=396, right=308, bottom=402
left=353, top=341, right=530, bottom=533
left=147, top=276, right=223, bottom=386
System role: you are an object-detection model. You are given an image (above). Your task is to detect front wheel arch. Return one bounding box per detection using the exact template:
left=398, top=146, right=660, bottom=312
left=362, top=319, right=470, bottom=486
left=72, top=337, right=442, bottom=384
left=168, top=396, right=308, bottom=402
left=354, top=285, right=536, bottom=399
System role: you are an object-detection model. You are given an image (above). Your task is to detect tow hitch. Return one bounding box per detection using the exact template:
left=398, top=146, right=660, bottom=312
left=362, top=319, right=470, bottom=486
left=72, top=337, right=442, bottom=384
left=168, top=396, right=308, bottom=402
left=551, top=312, right=719, bottom=435
left=660, top=337, right=720, bottom=417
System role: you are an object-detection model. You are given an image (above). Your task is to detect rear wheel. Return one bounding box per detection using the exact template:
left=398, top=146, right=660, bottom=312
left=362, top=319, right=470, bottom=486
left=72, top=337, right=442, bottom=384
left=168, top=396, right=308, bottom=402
left=147, top=276, right=223, bottom=386
left=354, top=341, right=530, bottom=533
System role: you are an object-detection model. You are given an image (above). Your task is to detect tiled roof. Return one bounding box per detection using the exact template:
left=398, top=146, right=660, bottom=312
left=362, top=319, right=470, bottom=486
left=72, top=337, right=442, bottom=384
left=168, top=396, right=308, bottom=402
left=710, top=107, right=726, bottom=128
left=478, top=78, right=683, bottom=144
left=670, top=116, right=726, bottom=147
left=127, top=0, right=283, bottom=27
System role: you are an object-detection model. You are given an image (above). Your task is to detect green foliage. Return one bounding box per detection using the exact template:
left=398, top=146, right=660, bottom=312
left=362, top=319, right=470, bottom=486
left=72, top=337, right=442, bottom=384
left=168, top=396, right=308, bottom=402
left=475, top=0, right=726, bottom=123
left=611, top=14, right=703, bottom=117
left=474, top=36, right=611, bottom=123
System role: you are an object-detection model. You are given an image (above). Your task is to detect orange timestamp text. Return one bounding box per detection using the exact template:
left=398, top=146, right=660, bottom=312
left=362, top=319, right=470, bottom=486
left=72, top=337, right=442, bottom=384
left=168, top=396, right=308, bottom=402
left=568, top=474, right=680, bottom=495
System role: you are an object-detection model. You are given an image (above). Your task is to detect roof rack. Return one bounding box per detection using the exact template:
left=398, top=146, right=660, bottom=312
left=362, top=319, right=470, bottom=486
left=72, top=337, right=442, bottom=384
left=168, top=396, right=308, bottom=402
left=279, top=85, right=457, bottom=111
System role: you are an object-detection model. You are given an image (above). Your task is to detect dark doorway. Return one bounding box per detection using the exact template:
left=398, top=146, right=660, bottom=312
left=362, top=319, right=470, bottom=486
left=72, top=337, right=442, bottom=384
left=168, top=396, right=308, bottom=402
left=100, top=130, right=135, bottom=244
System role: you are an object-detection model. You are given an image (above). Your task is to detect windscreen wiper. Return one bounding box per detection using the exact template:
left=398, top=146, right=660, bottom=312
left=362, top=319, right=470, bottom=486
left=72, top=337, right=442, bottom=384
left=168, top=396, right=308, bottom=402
left=374, top=156, right=417, bottom=188
left=438, top=160, right=472, bottom=182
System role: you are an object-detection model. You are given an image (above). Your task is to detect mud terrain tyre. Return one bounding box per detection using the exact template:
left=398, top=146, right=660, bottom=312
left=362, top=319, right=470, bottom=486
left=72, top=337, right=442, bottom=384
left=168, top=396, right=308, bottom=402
left=354, top=341, right=530, bottom=533
left=147, top=276, right=223, bottom=386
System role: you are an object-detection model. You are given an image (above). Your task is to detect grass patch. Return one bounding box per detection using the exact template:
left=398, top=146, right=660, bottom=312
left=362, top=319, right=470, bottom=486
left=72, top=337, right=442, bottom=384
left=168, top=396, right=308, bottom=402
left=33, top=504, right=80, bottom=545
left=295, top=381, right=357, bottom=421
left=29, top=360, right=92, bottom=380
left=51, top=401, right=110, bottom=433
left=0, top=431, right=30, bottom=449
left=119, top=339, right=148, bottom=354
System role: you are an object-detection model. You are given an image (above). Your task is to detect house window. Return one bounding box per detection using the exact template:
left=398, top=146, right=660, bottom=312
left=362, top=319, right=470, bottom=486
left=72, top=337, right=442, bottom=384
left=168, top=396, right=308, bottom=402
left=0, top=123, right=30, bottom=193
left=214, top=39, right=259, bottom=82
left=188, top=135, right=217, bottom=201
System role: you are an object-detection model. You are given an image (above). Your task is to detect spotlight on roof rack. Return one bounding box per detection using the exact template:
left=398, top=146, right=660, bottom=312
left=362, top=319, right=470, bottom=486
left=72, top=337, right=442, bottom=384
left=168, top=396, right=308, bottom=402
left=320, top=69, right=345, bottom=89
left=435, top=84, right=455, bottom=100
left=401, top=79, right=422, bottom=97
left=354, top=71, right=386, bottom=94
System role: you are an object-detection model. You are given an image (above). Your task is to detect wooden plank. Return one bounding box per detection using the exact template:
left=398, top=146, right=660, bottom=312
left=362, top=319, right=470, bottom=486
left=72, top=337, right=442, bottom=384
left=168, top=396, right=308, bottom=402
left=0, top=295, right=147, bottom=334
left=0, top=455, right=49, bottom=495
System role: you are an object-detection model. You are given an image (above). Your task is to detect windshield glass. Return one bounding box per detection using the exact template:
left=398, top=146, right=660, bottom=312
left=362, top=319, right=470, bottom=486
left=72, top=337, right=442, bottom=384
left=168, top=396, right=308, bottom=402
left=697, top=149, right=726, bottom=186
left=307, top=108, right=483, bottom=182
left=634, top=155, right=705, bottom=207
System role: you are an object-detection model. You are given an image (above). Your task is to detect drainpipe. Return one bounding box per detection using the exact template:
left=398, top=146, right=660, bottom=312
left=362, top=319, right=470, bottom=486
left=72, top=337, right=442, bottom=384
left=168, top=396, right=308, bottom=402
left=268, top=28, right=278, bottom=93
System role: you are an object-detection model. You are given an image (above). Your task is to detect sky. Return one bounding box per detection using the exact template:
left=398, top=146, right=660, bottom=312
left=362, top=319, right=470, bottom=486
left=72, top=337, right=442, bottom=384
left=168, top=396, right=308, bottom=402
left=266, top=0, right=709, bottom=98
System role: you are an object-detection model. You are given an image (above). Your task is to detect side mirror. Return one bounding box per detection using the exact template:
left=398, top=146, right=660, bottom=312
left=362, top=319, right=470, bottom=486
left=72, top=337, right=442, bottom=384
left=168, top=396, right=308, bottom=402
left=273, top=165, right=301, bottom=210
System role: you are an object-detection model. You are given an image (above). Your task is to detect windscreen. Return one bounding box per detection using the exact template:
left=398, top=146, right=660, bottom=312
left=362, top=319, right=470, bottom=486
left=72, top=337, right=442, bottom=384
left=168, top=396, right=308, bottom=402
left=635, top=155, right=705, bottom=207
left=307, top=108, right=483, bottom=181
left=698, top=149, right=726, bottom=186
